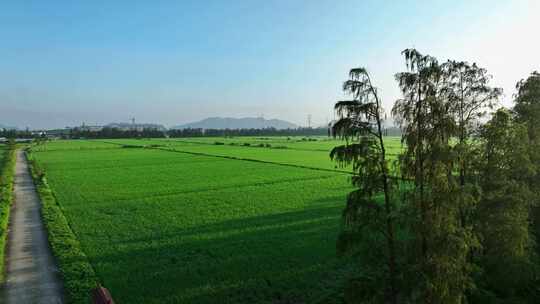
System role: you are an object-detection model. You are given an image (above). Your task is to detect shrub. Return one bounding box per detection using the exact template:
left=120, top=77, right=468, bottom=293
left=0, top=144, right=16, bottom=282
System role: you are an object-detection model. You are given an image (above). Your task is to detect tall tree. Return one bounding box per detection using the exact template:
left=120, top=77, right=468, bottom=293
left=473, top=108, right=538, bottom=302
left=514, top=72, right=540, bottom=203
left=513, top=71, right=540, bottom=297
left=330, top=67, right=399, bottom=303
left=393, top=49, right=476, bottom=303
left=442, top=61, right=502, bottom=226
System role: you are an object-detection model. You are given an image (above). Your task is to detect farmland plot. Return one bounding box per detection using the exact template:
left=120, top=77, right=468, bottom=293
left=102, top=136, right=402, bottom=172
left=33, top=143, right=356, bottom=303
left=32, top=139, right=120, bottom=151
left=165, top=136, right=403, bottom=153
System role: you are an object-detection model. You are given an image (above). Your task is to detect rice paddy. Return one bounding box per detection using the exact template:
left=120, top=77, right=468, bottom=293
left=31, top=136, right=402, bottom=303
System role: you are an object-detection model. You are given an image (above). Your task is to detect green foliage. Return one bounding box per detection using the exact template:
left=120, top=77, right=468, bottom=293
left=328, top=50, right=538, bottom=304
left=0, top=143, right=16, bottom=282
left=471, top=108, right=539, bottom=302
left=511, top=71, right=540, bottom=301
left=514, top=71, right=540, bottom=219
left=514, top=71, right=540, bottom=142
left=27, top=151, right=99, bottom=304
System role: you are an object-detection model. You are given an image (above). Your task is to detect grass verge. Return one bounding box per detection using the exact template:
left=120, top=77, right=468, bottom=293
left=26, top=149, right=99, bottom=303
left=0, top=143, right=16, bottom=282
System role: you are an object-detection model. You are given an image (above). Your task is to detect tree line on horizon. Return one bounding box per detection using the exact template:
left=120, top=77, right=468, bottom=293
left=2, top=126, right=396, bottom=139
left=331, top=48, right=540, bottom=303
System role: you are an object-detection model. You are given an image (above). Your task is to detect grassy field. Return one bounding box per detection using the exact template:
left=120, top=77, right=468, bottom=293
left=31, top=136, right=402, bottom=303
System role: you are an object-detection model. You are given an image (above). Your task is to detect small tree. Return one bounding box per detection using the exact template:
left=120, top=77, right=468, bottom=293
left=330, top=67, right=399, bottom=303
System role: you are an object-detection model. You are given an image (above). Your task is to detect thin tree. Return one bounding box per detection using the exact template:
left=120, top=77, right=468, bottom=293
left=442, top=61, right=502, bottom=226
left=393, top=49, right=438, bottom=265
left=330, top=67, right=398, bottom=304
left=393, top=49, right=476, bottom=303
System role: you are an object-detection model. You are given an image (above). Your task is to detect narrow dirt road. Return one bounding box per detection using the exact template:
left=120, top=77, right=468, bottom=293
left=2, top=150, right=64, bottom=303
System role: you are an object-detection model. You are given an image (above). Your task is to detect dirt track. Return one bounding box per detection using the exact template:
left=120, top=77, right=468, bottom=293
left=1, top=150, right=64, bottom=303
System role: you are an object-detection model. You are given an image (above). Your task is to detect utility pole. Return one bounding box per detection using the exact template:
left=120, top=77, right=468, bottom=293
left=307, top=114, right=312, bottom=128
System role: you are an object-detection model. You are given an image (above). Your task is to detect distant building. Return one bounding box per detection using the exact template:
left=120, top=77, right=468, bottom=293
left=105, top=122, right=167, bottom=131
left=44, top=128, right=73, bottom=139
left=15, top=138, right=33, bottom=143
left=80, top=125, right=103, bottom=132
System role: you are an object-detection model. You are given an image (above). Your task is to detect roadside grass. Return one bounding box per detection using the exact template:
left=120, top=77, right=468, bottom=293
left=26, top=150, right=98, bottom=304
left=0, top=144, right=16, bottom=282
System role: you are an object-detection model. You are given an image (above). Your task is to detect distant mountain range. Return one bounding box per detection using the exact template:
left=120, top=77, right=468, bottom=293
left=172, top=117, right=298, bottom=130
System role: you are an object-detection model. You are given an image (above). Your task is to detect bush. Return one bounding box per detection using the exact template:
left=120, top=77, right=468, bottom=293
left=243, top=143, right=251, bottom=146
left=214, top=142, right=225, bottom=145
left=0, top=144, right=16, bottom=282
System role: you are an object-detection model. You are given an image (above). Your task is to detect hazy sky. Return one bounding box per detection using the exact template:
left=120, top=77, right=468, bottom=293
left=1, top=0, right=539, bottom=129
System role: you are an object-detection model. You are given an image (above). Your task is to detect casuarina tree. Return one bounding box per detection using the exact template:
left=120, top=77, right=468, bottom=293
left=330, top=67, right=399, bottom=304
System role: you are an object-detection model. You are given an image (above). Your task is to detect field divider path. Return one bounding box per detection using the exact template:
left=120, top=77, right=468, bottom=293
left=98, top=140, right=409, bottom=181
left=2, top=150, right=65, bottom=304
left=98, top=140, right=353, bottom=174
left=156, top=146, right=355, bottom=174
left=154, top=138, right=334, bottom=152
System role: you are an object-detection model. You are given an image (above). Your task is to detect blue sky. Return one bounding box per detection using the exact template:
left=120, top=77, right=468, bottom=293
left=1, top=0, right=538, bottom=129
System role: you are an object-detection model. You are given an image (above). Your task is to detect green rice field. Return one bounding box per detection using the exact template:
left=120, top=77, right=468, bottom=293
left=32, top=136, right=402, bottom=303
